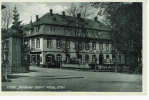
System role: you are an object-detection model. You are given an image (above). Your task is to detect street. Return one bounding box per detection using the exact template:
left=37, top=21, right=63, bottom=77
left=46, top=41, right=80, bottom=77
left=2, top=66, right=142, bottom=92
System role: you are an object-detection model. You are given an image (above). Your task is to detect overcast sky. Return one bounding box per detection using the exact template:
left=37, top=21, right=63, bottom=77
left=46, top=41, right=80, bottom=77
left=1, top=2, right=100, bottom=26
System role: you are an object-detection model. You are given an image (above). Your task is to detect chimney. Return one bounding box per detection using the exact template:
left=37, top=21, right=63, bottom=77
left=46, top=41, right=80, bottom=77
left=50, top=9, right=53, bottom=16
left=77, top=13, right=81, bottom=18
left=94, top=16, right=97, bottom=21
left=36, top=15, right=39, bottom=22
left=62, top=11, right=65, bottom=16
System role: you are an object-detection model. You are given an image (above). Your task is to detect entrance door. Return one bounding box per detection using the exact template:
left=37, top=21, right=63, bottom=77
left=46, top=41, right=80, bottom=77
left=37, top=55, right=40, bottom=66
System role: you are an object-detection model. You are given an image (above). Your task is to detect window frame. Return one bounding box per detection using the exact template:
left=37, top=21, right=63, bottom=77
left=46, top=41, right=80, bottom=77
left=56, top=39, right=61, bottom=49
left=106, top=55, right=109, bottom=62
left=36, top=38, right=40, bottom=48
left=85, top=55, right=89, bottom=63
left=47, top=38, right=52, bottom=48
left=85, top=41, right=89, bottom=50
left=57, top=54, right=61, bottom=62
left=92, top=42, right=96, bottom=50
left=31, top=39, right=35, bottom=48
left=99, top=42, right=103, bottom=50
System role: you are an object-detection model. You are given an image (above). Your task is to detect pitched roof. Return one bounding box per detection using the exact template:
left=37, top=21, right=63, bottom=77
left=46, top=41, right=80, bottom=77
left=23, top=12, right=111, bottom=31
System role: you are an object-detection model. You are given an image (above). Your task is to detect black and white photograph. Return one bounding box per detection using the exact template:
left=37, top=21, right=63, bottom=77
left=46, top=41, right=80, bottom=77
left=1, top=1, right=145, bottom=94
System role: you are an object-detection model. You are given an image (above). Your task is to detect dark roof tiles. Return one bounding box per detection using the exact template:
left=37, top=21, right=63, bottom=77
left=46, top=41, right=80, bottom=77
left=24, top=12, right=111, bottom=31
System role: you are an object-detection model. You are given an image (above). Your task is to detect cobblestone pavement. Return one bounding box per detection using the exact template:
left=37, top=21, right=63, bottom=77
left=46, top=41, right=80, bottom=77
left=2, top=66, right=142, bottom=92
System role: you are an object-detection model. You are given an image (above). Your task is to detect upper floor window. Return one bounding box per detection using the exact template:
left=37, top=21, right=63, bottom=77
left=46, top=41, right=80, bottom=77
left=47, top=38, right=52, bottom=48
left=31, top=39, right=35, bottom=48
left=85, top=41, right=89, bottom=50
left=36, top=25, right=40, bottom=32
left=92, top=42, right=96, bottom=50
left=27, top=40, right=30, bottom=48
left=99, top=42, right=103, bottom=50
left=112, top=44, right=115, bottom=51
left=36, top=38, right=40, bottom=48
left=56, top=39, right=61, bottom=48
left=106, top=42, right=109, bottom=51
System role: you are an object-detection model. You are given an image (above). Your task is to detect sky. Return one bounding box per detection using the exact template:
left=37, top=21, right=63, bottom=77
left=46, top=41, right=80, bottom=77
left=1, top=2, right=101, bottom=26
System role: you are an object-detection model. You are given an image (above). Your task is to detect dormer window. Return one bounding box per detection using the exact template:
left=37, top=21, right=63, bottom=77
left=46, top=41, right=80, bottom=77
left=51, top=26, right=55, bottom=32
left=28, top=30, right=31, bottom=34
left=36, top=25, right=40, bottom=32
left=53, top=17, right=56, bottom=21
left=85, top=22, right=88, bottom=25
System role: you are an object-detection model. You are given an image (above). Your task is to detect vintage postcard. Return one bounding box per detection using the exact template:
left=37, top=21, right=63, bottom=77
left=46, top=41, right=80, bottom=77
left=0, top=0, right=146, bottom=95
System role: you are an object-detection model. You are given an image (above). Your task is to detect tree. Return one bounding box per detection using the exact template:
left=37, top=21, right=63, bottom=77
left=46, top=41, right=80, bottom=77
left=62, top=3, right=96, bottom=63
left=91, top=2, right=142, bottom=72
left=1, top=7, right=13, bottom=64
left=11, top=5, right=23, bottom=34
left=11, top=5, right=29, bottom=62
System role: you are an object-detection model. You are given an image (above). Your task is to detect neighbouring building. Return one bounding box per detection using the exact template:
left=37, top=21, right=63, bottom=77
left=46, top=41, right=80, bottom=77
left=23, top=9, right=126, bottom=67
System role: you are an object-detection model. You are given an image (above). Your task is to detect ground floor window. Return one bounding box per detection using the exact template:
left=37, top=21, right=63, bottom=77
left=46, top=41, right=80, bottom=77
left=46, top=54, right=52, bottom=63
left=119, top=55, right=121, bottom=62
left=112, top=55, right=115, bottom=62
left=57, top=54, right=61, bottom=62
left=66, top=54, right=70, bottom=63
left=106, top=55, right=109, bottom=62
left=79, top=54, right=82, bottom=63
left=40, top=56, right=42, bottom=62
left=32, top=55, right=36, bottom=63
left=85, top=55, right=89, bottom=63
left=92, top=55, right=96, bottom=63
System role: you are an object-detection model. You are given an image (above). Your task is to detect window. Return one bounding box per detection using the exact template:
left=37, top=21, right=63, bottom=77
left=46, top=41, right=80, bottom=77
left=85, top=41, right=89, bottom=50
left=66, top=40, right=70, bottom=49
left=28, top=30, right=31, bottom=34
left=51, top=26, right=55, bottom=32
left=112, top=44, right=115, bottom=50
left=31, top=39, right=35, bottom=48
left=40, top=57, right=42, bottom=62
left=32, top=55, right=36, bottom=63
left=92, top=55, right=96, bottom=63
left=56, top=39, right=61, bottom=48
left=36, top=38, right=40, bottom=48
left=85, top=55, right=89, bottom=63
left=65, top=28, right=68, bottom=33
left=57, top=54, right=61, bottom=62
left=36, top=25, right=40, bottom=32
left=106, top=55, right=109, bottom=62
left=27, top=40, right=30, bottom=48
left=106, top=43, right=109, bottom=51
left=46, top=54, right=52, bottom=63
left=47, top=38, right=52, bottom=48
left=66, top=54, right=70, bottom=63
left=79, top=54, right=82, bottom=63
left=112, top=55, right=115, bottom=62
left=119, top=55, right=121, bottom=62
left=99, top=42, right=103, bottom=50
left=92, top=42, right=96, bottom=50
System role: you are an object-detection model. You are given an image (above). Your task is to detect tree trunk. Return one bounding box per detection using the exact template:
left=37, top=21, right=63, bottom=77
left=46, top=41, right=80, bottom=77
left=115, top=51, right=119, bottom=73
